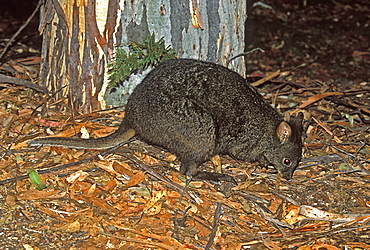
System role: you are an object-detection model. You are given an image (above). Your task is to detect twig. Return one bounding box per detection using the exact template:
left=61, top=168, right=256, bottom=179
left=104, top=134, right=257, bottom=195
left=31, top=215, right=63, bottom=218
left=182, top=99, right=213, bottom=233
left=0, top=153, right=98, bottom=185
left=312, top=117, right=342, bottom=143
left=205, top=202, right=222, bottom=250
left=0, top=73, right=48, bottom=94
left=226, top=48, right=265, bottom=67
left=100, top=233, right=175, bottom=250
left=122, top=155, right=202, bottom=201
left=330, top=145, right=370, bottom=175
left=325, top=95, right=370, bottom=117
left=253, top=202, right=293, bottom=229
left=0, top=0, right=43, bottom=60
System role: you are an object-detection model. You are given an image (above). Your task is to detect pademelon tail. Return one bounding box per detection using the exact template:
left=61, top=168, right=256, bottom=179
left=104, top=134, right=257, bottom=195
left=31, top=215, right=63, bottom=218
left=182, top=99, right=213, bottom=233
left=28, top=129, right=135, bottom=150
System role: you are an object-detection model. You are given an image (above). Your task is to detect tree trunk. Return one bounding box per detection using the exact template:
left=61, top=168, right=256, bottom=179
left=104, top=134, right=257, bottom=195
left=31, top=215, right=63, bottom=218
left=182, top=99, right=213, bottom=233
left=39, top=0, right=119, bottom=113
left=39, top=0, right=246, bottom=112
left=119, top=0, right=246, bottom=73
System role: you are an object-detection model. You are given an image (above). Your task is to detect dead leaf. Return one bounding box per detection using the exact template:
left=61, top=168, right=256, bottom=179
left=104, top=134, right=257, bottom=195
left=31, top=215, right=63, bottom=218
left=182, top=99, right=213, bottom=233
left=56, top=220, right=81, bottom=233
left=38, top=119, right=64, bottom=127
left=80, top=125, right=89, bottom=139
left=126, top=171, right=145, bottom=188
left=17, top=189, right=66, bottom=200
left=262, top=237, right=282, bottom=250
left=300, top=205, right=367, bottom=223
left=5, top=195, right=16, bottom=206
left=282, top=205, right=305, bottom=225
left=87, top=183, right=97, bottom=196
left=102, top=179, right=117, bottom=192
left=66, top=170, right=89, bottom=183
left=112, top=161, right=135, bottom=176
left=252, top=70, right=281, bottom=87
left=143, top=190, right=166, bottom=216
left=291, top=92, right=344, bottom=115
left=134, top=151, right=159, bottom=165
left=297, top=243, right=341, bottom=250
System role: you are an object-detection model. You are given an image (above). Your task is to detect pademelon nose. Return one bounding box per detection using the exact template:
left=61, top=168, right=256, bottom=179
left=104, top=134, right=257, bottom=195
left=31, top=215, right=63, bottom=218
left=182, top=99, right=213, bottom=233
left=281, top=168, right=295, bottom=180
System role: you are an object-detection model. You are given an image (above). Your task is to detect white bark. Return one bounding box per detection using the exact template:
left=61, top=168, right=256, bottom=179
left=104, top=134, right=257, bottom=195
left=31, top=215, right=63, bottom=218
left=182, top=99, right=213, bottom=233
left=118, top=0, right=246, bottom=74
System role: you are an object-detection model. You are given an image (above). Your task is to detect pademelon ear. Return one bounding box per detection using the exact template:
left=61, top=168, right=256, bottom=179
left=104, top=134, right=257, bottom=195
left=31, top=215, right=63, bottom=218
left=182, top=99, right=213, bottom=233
left=276, top=121, right=292, bottom=143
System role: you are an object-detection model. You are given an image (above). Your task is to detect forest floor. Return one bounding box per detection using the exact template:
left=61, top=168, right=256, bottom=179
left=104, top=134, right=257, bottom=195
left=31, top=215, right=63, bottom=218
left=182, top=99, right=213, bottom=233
left=0, top=0, right=369, bottom=249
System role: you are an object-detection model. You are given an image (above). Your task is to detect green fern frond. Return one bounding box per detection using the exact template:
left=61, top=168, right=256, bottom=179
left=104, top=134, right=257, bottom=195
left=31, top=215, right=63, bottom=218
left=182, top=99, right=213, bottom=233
left=108, top=33, right=176, bottom=87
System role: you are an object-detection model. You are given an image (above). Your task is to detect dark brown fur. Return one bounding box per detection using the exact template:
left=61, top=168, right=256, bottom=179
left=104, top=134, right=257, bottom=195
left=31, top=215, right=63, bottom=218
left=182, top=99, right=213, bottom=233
left=29, top=59, right=304, bottom=179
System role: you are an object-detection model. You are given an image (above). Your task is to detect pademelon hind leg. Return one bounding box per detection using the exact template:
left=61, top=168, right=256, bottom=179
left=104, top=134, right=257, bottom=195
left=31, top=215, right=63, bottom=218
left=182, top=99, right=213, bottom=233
left=131, top=101, right=217, bottom=177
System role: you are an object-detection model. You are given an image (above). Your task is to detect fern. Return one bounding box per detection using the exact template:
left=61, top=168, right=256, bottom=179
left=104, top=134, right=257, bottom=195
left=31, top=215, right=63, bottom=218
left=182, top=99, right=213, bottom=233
left=108, top=33, right=176, bottom=87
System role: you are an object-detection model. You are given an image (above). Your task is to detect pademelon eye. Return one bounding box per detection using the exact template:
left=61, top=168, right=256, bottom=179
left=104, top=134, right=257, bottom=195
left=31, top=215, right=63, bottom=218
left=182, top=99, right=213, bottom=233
left=283, top=158, right=291, bottom=166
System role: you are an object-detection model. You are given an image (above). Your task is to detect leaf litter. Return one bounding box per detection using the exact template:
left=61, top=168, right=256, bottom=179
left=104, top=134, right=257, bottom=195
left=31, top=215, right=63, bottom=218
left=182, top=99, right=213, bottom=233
left=1, top=0, right=370, bottom=249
